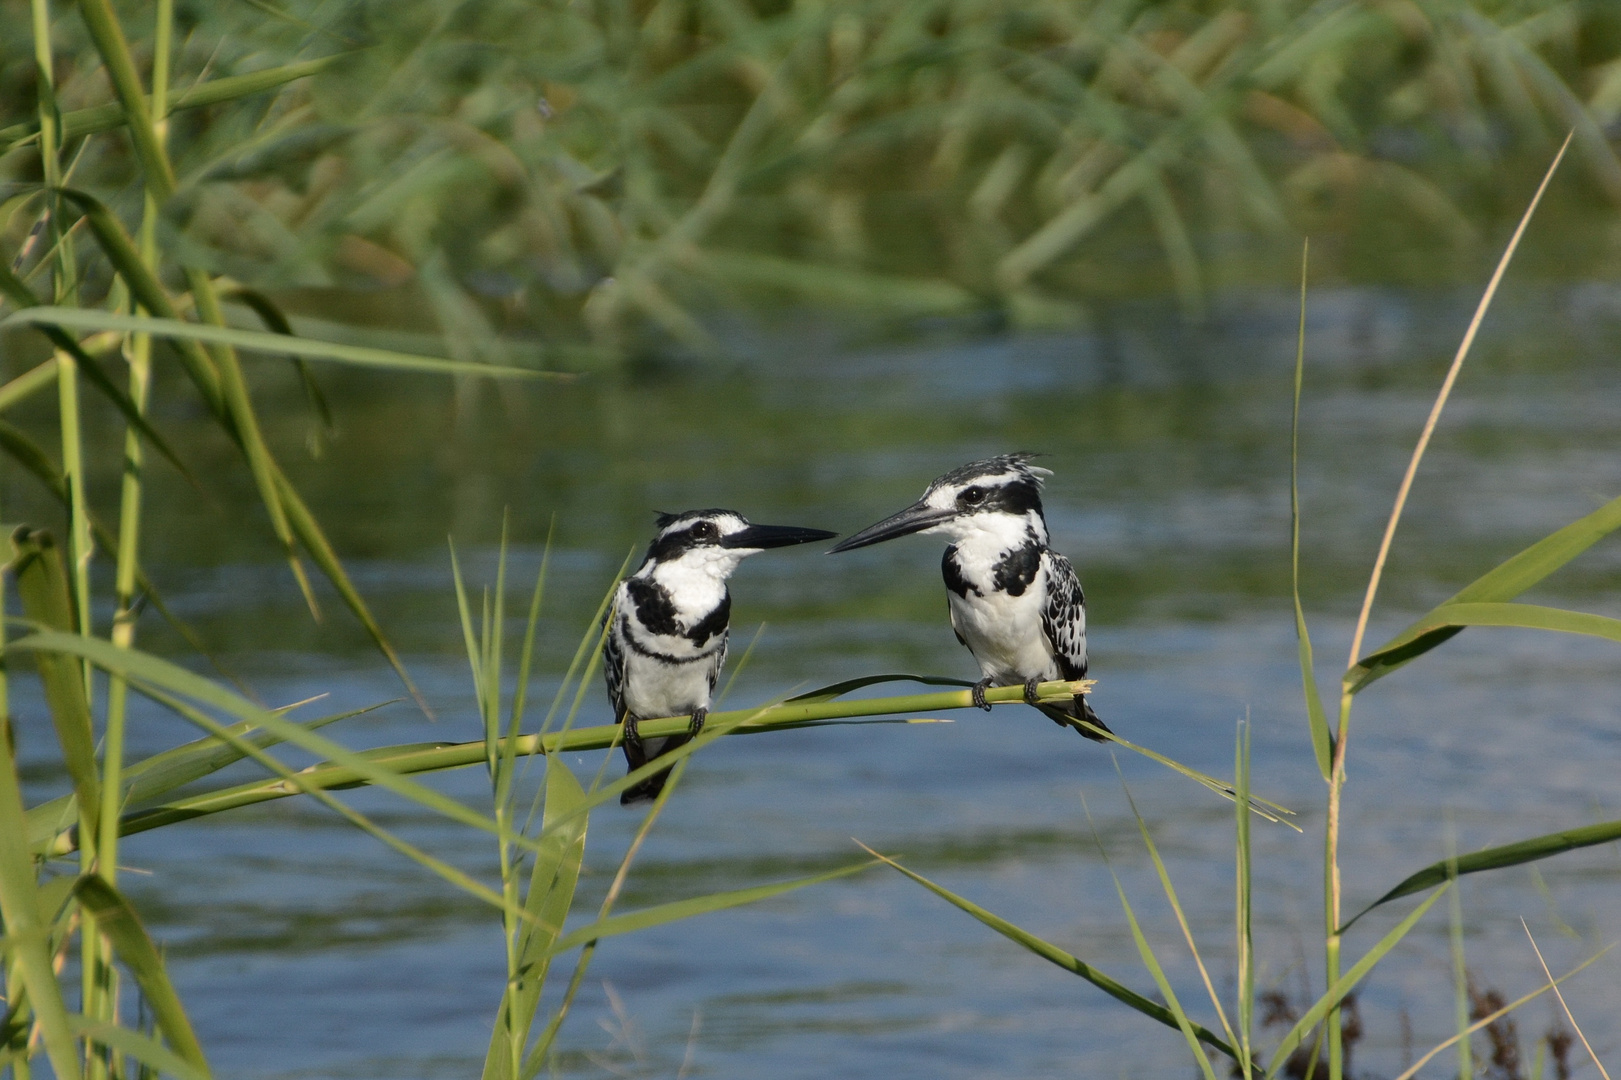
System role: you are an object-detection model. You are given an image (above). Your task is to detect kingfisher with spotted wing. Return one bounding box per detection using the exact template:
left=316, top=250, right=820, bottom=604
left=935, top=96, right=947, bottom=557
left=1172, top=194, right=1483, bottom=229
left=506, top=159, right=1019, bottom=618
left=829, top=454, right=1108, bottom=739
left=606, top=510, right=836, bottom=804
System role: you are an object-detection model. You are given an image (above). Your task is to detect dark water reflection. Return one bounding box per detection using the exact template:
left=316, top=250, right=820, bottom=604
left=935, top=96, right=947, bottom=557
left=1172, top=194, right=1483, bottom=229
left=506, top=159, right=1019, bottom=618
left=7, top=282, right=1621, bottom=1077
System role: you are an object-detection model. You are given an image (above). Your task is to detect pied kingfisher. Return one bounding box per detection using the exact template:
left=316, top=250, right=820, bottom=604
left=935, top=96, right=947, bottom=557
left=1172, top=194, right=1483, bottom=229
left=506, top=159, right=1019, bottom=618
left=829, top=454, right=1109, bottom=740
left=605, top=509, right=836, bottom=803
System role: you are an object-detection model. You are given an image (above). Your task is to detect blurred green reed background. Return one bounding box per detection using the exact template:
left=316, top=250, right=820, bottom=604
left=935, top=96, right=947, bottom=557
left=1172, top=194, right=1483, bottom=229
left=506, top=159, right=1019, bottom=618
left=6, top=0, right=1621, bottom=363
left=4, top=2, right=1621, bottom=1079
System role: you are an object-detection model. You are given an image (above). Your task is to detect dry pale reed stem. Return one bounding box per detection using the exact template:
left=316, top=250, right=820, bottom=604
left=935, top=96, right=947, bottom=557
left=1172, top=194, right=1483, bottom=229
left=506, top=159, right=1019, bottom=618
left=1344, top=130, right=1574, bottom=671
left=1523, top=919, right=1611, bottom=1080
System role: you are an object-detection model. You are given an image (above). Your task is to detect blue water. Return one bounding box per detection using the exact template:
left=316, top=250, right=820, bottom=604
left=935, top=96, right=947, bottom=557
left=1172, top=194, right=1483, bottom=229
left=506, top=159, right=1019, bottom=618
left=9, top=282, right=1621, bottom=1077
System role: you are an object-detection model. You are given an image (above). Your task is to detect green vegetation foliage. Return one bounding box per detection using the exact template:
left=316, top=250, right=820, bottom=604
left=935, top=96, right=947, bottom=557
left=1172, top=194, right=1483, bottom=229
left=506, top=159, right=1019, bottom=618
left=4, top=0, right=1621, bottom=361
left=2, top=0, right=1621, bottom=1077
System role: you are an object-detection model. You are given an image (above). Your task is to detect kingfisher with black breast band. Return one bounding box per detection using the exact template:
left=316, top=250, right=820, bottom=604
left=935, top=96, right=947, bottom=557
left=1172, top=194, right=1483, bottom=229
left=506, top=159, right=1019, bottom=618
left=606, top=510, right=836, bottom=804
left=829, top=454, right=1109, bottom=740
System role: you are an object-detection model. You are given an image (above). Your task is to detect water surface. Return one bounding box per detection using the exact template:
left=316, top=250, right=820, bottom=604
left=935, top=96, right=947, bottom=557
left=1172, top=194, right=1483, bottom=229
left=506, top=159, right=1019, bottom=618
left=7, top=281, right=1621, bottom=1077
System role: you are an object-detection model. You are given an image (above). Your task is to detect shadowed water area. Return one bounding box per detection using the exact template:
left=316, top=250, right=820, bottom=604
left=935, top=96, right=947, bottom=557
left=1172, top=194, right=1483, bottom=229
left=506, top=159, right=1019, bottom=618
left=6, top=281, right=1621, bottom=1076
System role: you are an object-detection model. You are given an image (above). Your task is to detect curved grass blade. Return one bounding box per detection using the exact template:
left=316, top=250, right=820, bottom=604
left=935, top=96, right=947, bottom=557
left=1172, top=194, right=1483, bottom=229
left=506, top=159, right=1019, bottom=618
left=10, top=532, right=100, bottom=830
left=1115, top=763, right=1243, bottom=1064
left=0, top=417, right=245, bottom=694
left=1082, top=722, right=1295, bottom=826
left=128, top=680, right=551, bottom=929
left=526, top=746, right=692, bottom=1077
left=1113, top=871, right=1220, bottom=1080
left=786, top=672, right=974, bottom=703
left=545, top=859, right=876, bottom=957
left=5, top=631, right=532, bottom=854
left=53, top=189, right=222, bottom=404
left=0, top=715, right=81, bottom=1079
left=1342, top=818, right=1621, bottom=932
left=2, top=308, right=567, bottom=379
left=39, top=678, right=1297, bottom=855
left=0, top=356, right=59, bottom=411
left=1352, top=597, right=1621, bottom=694
left=76, top=0, right=176, bottom=196
left=483, top=758, right=586, bottom=1080
left=0, top=260, right=200, bottom=487
left=1392, top=943, right=1614, bottom=1080
left=1407, top=602, right=1621, bottom=643
left=1290, top=239, right=1332, bottom=779
left=1267, top=885, right=1448, bottom=1074
left=0, top=56, right=347, bottom=154
left=72, top=874, right=207, bottom=1069
left=785, top=679, right=1290, bottom=826
left=52, top=187, right=424, bottom=703
left=26, top=700, right=387, bottom=851
left=854, top=842, right=1243, bottom=1063
left=62, top=183, right=318, bottom=625
left=272, top=468, right=426, bottom=712
left=67, top=1018, right=208, bottom=1080
left=124, top=700, right=390, bottom=804
left=224, top=286, right=334, bottom=434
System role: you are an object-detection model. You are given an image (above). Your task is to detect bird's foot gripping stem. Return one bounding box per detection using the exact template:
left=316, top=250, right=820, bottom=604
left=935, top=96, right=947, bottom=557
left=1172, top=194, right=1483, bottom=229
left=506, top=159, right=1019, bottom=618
left=687, top=707, right=707, bottom=738
left=1022, top=678, right=1044, bottom=706
left=622, top=715, right=642, bottom=748
left=970, top=678, right=995, bottom=712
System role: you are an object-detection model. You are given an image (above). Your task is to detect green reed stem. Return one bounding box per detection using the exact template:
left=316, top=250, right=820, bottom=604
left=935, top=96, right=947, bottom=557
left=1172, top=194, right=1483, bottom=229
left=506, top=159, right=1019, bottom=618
left=96, top=8, right=172, bottom=1071
left=34, top=0, right=103, bottom=1065
left=102, top=0, right=171, bottom=889
left=42, top=681, right=1096, bottom=858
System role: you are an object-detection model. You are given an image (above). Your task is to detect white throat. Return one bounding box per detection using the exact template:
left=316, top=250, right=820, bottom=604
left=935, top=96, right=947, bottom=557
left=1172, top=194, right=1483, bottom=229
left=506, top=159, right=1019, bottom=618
left=932, top=510, right=1046, bottom=556
left=645, top=547, right=744, bottom=609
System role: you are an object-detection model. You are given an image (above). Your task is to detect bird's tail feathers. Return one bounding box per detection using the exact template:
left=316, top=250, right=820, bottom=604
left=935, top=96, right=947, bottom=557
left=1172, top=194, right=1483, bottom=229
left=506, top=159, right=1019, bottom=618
left=1037, top=695, right=1111, bottom=742
left=619, top=731, right=692, bottom=805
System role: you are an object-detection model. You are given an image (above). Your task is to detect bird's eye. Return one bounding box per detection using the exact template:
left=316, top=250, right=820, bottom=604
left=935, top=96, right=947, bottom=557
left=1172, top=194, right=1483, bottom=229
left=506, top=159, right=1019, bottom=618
left=691, top=521, right=717, bottom=540
left=960, top=487, right=985, bottom=506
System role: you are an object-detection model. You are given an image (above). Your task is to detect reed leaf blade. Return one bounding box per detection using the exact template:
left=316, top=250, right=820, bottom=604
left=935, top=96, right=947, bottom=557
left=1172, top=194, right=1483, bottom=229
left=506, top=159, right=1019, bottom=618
left=1343, top=819, right=1621, bottom=931
left=0, top=714, right=82, bottom=1079
left=857, top=844, right=1242, bottom=1062
left=1352, top=600, right=1621, bottom=694
left=2, top=308, right=564, bottom=379
left=484, top=759, right=588, bottom=1080
left=545, top=859, right=876, bottom=958
left=0, top=56, right=346, bottom=154
left=1268, top=885, right=1448, bottom=1073
left=9, top=530, right=100, bottom=827
left=71, top=874, right=208, bottom=1069
left=68, top=1018, right=209, bottom=1080
left=5, top=631, right=524, bottom=852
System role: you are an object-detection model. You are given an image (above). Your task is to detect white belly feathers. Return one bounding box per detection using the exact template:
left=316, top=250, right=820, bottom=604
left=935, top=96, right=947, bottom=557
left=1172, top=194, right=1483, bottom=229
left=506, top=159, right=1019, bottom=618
left=946, top=551, right=1059, bottom=685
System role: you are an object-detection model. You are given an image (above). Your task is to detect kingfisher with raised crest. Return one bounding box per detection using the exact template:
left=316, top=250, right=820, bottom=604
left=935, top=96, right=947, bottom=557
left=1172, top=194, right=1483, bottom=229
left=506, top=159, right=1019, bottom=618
left=606, top=510, right=836, bottom=804
left=829, top=454, right=1109, bottom=740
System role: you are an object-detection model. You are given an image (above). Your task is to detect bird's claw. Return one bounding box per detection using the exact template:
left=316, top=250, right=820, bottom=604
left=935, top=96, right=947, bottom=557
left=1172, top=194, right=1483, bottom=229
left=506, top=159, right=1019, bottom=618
left=1023, top=678, right=1043, bottom=706
left=971, top=678, right=994, bottom=712
left=623, top=716, right=642, bottom=747
left=687, top=708, right=707, bottom=738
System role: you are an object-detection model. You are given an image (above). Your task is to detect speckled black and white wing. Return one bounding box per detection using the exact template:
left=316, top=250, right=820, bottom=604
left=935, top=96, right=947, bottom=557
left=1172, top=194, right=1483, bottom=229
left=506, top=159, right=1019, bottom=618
left=707, top=628, right=730, bottom=698
left=1039, top=549, right=1110, bottom=740
left=602, top=583, right=630, bottom=722
left=1039, top=550, right=1089, bottom=681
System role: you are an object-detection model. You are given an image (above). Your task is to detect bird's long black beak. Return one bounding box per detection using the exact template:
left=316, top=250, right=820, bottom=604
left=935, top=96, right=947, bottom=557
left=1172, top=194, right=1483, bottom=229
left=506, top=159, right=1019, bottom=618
left=828, top=501, right=956, bottom=553
left=721, top=523, right=839, bottom=550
